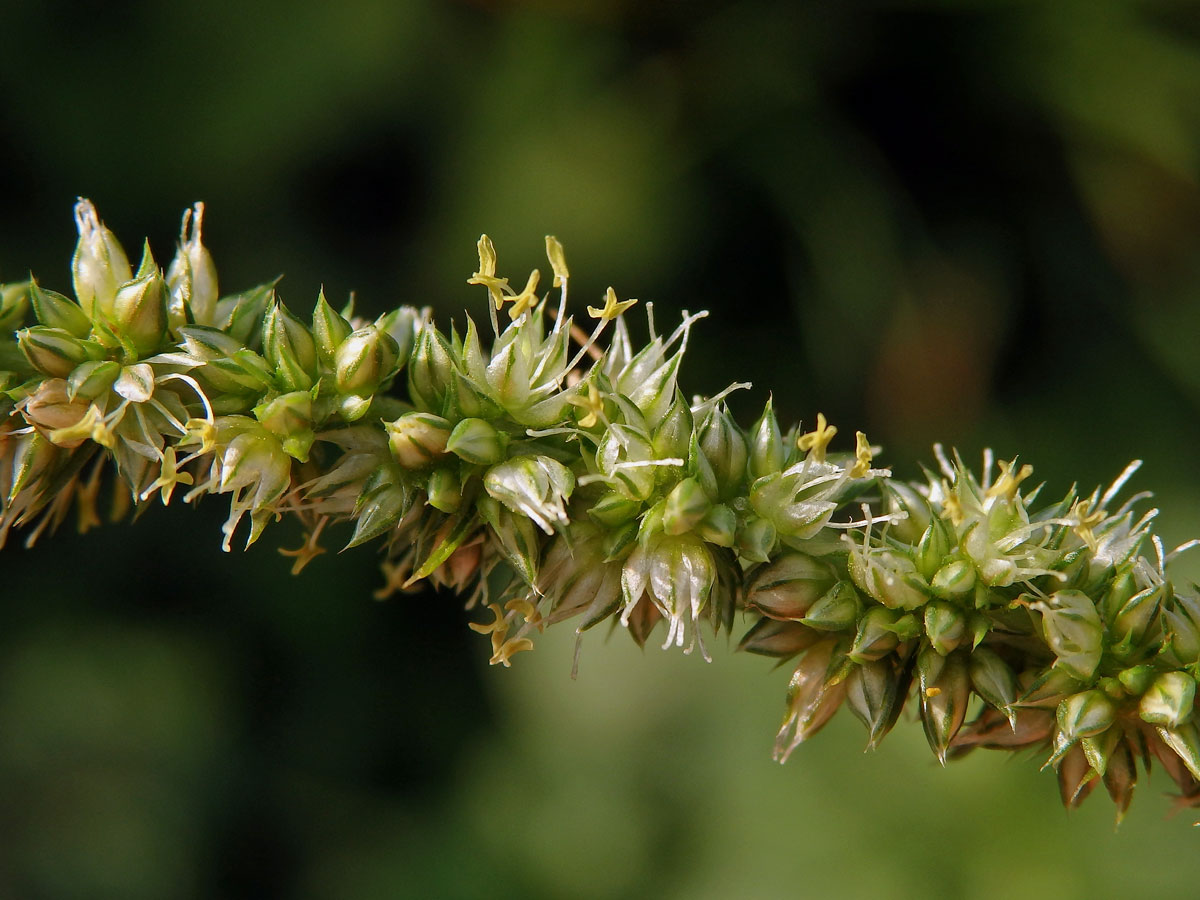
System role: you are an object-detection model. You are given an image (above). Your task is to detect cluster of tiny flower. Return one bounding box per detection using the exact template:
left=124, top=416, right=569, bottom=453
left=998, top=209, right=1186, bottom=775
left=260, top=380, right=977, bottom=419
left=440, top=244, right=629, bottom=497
left=2, top=202, right=1200, bottom=821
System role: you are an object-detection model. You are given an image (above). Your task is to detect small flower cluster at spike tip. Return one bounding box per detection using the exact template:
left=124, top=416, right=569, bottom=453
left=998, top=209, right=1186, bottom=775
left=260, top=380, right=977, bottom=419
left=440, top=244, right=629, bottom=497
left=4, top=203, right=1200, bottom=822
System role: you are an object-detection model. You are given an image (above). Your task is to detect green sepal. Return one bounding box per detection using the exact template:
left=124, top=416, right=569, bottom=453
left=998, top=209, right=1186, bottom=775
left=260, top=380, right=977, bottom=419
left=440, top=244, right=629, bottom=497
left=312, top=288, right=351, bottom=366
left=213, top=281, right=277, bottom=346
left=406, top=514, right=477, bottom=585
left=30, top=281, right=90, bottom=337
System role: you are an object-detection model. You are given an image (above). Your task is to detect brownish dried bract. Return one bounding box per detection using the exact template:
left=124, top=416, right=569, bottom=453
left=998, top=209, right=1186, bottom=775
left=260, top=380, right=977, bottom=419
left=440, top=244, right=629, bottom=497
left=624, top=595, right=663, bottom=649
left=773, top=639, right=848, bottom=763
left=949, top=706, right=1054, bottom=758
left=737, top=618, right=822, bottom=659
left=1058, top=744, right=1098, bottom=810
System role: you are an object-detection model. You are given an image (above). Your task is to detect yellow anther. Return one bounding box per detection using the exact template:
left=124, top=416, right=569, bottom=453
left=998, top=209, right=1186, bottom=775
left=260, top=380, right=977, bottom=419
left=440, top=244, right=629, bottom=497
left=185, top=418, right=218, bottom=454
left=1071, top=499, right=1105, bottom=552
left=279, top=518, right=329, bottom=576
left=545, top=235, right=569, bottom=287
left=373, top=559, right=414, bottom=600
left=505, top=597, right=541, bottom=626
left=468, top=602, right=508, bottom=636
left=941, top=487, right=965, bottom=527
left=925, top=686, right=942, bottom=698
left=466, top=234, right=511, bottom=310
left=797, top=412, right=838, bottom=463
left=474, top=234, right=497, bottom=277
left=849, top=431, right=873, bottom=478
left=48, top=405, right=116, bottom=450
left=587, top=287, right=638, bottom=322
left=507, top=269, right=541, bottom=320
left=490, top=636, right=535, bottom=667
left=140, top=446, right=195, bottom=505
left=986, top=459, right=1034, bottom=502
left=75, top=464, right=104, bottom=533
left=568, top=381, right=604, bottom=428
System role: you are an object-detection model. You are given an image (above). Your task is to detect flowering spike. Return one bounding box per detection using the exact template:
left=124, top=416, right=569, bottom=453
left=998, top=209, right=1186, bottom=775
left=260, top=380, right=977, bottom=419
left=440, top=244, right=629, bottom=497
left=5, top=204, right=1200, bottom=820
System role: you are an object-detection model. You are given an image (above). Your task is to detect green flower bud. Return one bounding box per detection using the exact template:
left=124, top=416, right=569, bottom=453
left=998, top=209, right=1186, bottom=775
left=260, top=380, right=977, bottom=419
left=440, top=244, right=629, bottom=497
left=845, top=657, right=908, bottom=749
left=426, top=467, right=462, bottom=514
left=8, top=430, right=57, bottom=503
left=847, top=545, right=929, bottom=611
left=849, top=606, right=903, bottom=663
left=29, top=282, right=90, bottom=337
left=696, top=503, right=736, bottom=547
left=1016, top=666, right=1084, bottom=709
left=588, top=491, right=642, bottom=528
left=312, top=288, right=351, bottom=366
left=1080, top=723, right=1124, bottom=779
left=595, top=423, right=657, bottom=501
left=346, top=477, right=412, bottom=549
left=66, top=360, right=121, bottom=401
left=178, top=325, right=244, bottom=360
left=918, top=646, right=970, bottom=764
left=1118, top=664, right=1156, bottom=696
left=1162, top=592, right=1200, bottom=667
left=1156, top=722, right=1200, bottom=782
left=626, top=352, right=682, bottom=431
left=376, top=306, right=418, bottom=366
left=801, top=581, right=861, bottom=632
left=1110, top=585, right=1162, bottom=657
left=914, top=518, right=952, bottom=581
left=335, top=326, right=401, bottom=407
left=747, top=396, right=784, bottom=480
left=253, top=391, right=315, bottom=462
left=113, top=363, right=155, bottom=403
left=652, top=392, right=693, bottom=460
left=166, top=202, right=219, bottom=326
left=602, top=519, right=639, bottom=562
left=883, top=480, right=930, bottom=546
left=1139, top=671, right=1196, bottom=729
left=484, top=455, right=574, bottom=535
left=1057, top=689, right=1116, bottom=744
left=72, top=199, right=132, bottom=322
left=196, top=348, right=277, bottom=406
left=969, top=647, right=1018, bottom=722
left=263, top=301, right=318, bottom=391
left=0, top=281, right=31, bottom=332
left=112, top=254, right=168, bottom=358
left=1100, top=566, right=1137, bottom=625
left=386, top=412, right=452, bottom=469
left=1031, top=590, right=1104, bottom=683
left=407, top=324, right=457, bottom=413
left=663, top=476, right=710, bottom=536
left=931, top=558, right=976, bottom=599
left=17, top=326, right=104, bottom=378
left=924, top=599, right=967, bottom=656
left=213, top=282, right=276, bottom=345
left=446, top=417, right=506, bottom=466
left=744, top=552, right=833, bottom=621
left=698, top=405, right=747, bottom=500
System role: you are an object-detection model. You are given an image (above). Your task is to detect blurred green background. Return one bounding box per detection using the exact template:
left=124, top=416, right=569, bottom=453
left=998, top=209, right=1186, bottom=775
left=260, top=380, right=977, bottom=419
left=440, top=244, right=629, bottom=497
left=5, top=0, right=1200, bottom=897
